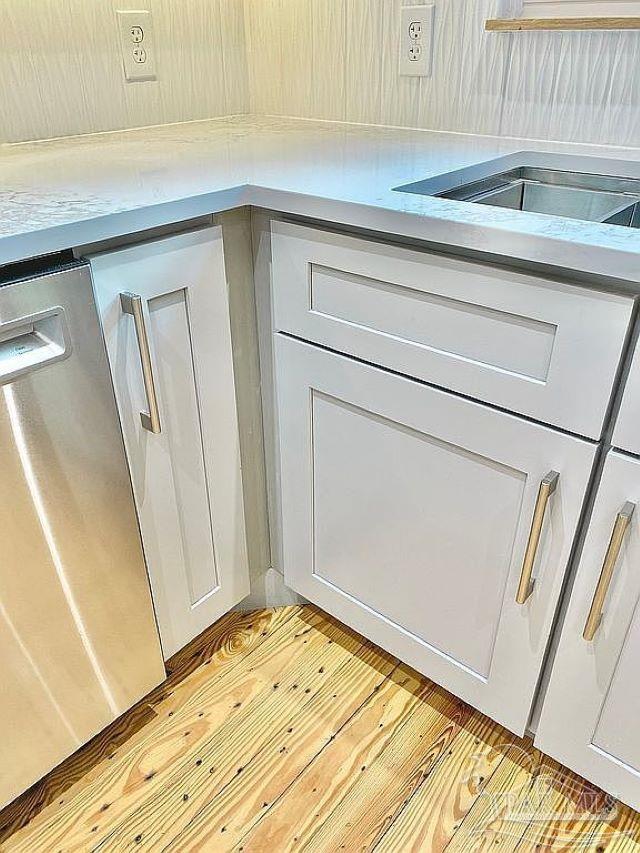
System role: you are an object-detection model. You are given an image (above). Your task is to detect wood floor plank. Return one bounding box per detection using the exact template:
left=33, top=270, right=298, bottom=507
left=372, top=711, right=516, bottom=852
left=443, top=740, right=548, bottom=851
left=4, top=606, right=316, bottom=853
left=154, top=607, right=298, bottom=716
left=0, top=608, right=292, bottom=848
left=90, top=609, right=370, bottom=851
left=298, top=686, right=471, bottom=852
left=234, top=663, right=438, bottom=853
left=164, top=608, right=298, bottom=685
left=512, top=757, right=615, bottom=851
left=0, top=701, right=159, bottom=848
left=161, top=643, right=398, bottom=851
left=584, top=802, right=640, bottom=851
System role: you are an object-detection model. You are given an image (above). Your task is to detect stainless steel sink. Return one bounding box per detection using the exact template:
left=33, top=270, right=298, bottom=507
left=397, top=166, right=640, bottom=228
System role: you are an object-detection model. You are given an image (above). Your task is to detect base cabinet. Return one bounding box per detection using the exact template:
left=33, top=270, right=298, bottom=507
left=90, top=227, right=249, bottom=659
left=536, top=451, right=640, bottom=812
left=276, top=334, right=596, bottom=735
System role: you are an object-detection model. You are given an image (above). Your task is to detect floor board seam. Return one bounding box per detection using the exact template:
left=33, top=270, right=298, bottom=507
left=367, top=716, right=490, bottom=852
left=231, top=651, right=402, bottom=851
left=298, top=678, right=449, bottom=851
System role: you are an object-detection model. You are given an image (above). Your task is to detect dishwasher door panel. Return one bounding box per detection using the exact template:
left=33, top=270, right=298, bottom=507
left=0, top=266, right=164, bottom=808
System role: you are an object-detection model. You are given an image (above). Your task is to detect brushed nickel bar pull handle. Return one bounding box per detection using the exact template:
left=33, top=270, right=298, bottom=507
left=516, top=471, right=560, bottom=605
left=120, top=292, right=162, bottom=435
left=583, top=501, right=635, bottom=642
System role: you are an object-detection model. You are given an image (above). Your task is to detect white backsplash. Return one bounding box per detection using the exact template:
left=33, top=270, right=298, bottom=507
left=1, top=0, right=639, bottom=147
left=245, top=0, right=640, bottom=148
left=0, top=0, right=248, bottom=144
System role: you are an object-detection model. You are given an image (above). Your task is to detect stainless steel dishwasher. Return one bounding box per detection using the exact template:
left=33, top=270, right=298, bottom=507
left=0, top=259, right=165, bottom=808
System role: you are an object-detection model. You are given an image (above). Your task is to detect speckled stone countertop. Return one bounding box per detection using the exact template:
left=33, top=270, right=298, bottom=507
left=2, top=115, right=640, bottom=281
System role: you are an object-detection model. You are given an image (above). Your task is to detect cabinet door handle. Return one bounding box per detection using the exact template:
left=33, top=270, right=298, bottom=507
left=120, top=292, right=162, bottom=435
left=516, top=471, right=560, bottom=605
left=583, top=501, right=635, bottom=642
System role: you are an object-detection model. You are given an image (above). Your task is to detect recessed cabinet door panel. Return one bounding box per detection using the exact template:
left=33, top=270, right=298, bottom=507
left=276, top=335, right=596, bottom=735
left=90, top=227, right=249, bottom=659
left=536, top=451, right=640, bottom=811
left=147, top=289, right=219, bottom=606
left=272, top=221, right=633, bottom=439
left=313, top=392, right=526, bottom=678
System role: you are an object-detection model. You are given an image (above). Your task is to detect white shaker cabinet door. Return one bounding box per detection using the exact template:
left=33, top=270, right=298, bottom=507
left=613, top=341, right=640, bottom=456
left=536, top=451, right=640, bottom=811
left=89, top=227, right=249, bottom=659
left=276, top=335, right=596, bottom=735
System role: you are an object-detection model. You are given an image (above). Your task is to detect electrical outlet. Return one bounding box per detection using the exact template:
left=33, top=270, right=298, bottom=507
left=116, top=10, right=157, bottom=82
left=399, top=4, right=434, bottom=78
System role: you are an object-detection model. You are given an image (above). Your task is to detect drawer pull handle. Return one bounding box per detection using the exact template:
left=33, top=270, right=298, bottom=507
left=516, top=471, right=560, bottom=605
left=120, top=292, right=162, bottom=435
left=583, top=501, right=635, bottom=642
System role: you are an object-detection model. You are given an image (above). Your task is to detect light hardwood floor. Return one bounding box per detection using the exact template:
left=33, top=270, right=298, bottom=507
left=2, top=605, right=640, bottom=851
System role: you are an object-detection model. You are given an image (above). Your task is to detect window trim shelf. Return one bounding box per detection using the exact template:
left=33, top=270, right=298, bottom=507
left=485, top=16, right=640, bottom=29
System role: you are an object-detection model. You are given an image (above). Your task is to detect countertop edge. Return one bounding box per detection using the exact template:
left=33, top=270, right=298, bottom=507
left=3, top=182, right=640, bottom=285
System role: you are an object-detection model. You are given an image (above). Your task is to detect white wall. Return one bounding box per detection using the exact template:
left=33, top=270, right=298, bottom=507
left=0, top=0, right=248, bottom=143
left=2, top=0, right=639, bottom=147
left=244, top=0, right=640, bottom=148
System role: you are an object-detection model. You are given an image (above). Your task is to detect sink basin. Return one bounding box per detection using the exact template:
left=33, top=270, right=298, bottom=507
left=396, top=164, right=640, bottom=228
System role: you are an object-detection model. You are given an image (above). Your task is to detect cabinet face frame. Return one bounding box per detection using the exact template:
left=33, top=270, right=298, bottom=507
left=90, top=226, right=249, bottom=658
left=536, top=450, right=640, bottom=811
left=276, top=334, right=596, bottom=735
left=271, top=221, right=633, bottom=440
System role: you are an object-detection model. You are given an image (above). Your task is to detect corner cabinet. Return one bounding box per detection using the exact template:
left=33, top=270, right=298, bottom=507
left=276, top=334, right=596, bottom=735
left=89, top=227, right=249, bottom=659
left=536, top=450, right=640, bottom=812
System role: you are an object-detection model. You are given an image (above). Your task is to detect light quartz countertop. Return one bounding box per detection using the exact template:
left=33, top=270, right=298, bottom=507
left=2, top=115, right=640, bottom=281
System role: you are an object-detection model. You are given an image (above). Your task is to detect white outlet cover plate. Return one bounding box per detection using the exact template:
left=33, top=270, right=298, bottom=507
left=399, top=4, right=434, bottom=78
left=116, top=9, right=157, bottom=82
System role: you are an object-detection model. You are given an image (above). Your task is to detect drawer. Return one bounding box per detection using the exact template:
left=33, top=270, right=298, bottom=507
left=613, top=341, right=640, bottom=456
left=271, top=221, right=633, bottom=439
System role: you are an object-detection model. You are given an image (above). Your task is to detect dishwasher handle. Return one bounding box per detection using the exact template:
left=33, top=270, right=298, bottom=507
left=0, top=307, right=72, bottom=386
left=120, top=292, right=162, bottom=435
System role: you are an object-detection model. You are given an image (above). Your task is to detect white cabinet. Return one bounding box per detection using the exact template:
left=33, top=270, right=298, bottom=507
left=89, top=227, right=249, bottom=659
left=536, top=451, right=640, bottom=811
left=613, top=342, right=640, bottom=456
left=276, top=334, right=596, bottom=734
left=272, top=221, right=633, bottom=440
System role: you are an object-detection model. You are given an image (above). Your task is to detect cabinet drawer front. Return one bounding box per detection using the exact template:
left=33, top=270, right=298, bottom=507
left=276, top=335, right=596, bottom=734
left=272, top=221, right=633, bottom=438
left=90, top=227, right=249, bottom=658
left=613, top=343, right=640, bottom=455
left=536, top=451, right=640, bottom=811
